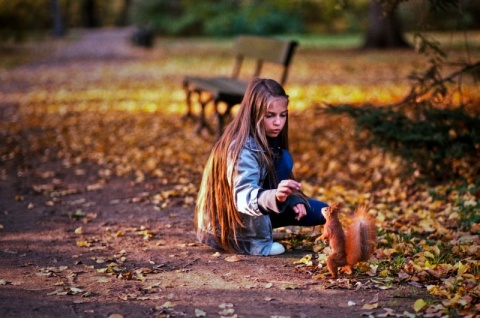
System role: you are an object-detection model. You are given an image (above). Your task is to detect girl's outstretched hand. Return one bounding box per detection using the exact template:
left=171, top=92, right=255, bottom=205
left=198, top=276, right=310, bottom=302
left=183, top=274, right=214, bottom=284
left=275, top=179, right=301, bottom=202
left=293, top=203, right=307, bottom=220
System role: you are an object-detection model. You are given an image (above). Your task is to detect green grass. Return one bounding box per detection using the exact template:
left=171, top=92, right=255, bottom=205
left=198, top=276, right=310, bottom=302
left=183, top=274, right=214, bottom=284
left=289, top=33, right=363, bottom=49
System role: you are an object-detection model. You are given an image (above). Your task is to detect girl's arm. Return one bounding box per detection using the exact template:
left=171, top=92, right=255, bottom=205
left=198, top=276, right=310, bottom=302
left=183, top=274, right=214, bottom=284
left=228, top=147, right=282, bottom=216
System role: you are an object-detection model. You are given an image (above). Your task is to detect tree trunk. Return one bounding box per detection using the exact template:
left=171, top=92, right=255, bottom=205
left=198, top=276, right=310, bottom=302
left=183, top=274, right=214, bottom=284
left=115, top=0, right=132, bottom=27
left=83, top=0, right=99, bottom=28
left=363, top=0, right=410, bottom=49
left=51, top=0, right=65, bottom=37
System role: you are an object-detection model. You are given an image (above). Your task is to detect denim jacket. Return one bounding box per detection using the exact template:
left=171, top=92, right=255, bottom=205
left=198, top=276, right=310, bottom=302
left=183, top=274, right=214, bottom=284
left=197, top=136, right=308, bottom=256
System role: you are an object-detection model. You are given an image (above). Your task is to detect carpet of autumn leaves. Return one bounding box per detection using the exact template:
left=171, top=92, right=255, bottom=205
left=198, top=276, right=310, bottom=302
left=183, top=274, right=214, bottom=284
left=1, top=29, right=479, bottom=317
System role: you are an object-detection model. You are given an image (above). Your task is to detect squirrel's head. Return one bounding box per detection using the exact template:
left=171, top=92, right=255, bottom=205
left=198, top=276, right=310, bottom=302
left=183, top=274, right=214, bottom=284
left=321, top=202, right=342, bottom=219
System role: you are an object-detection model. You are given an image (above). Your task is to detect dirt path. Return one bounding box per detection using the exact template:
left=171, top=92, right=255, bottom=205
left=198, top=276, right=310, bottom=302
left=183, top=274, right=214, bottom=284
left=0, top=29, right=428, bottom=318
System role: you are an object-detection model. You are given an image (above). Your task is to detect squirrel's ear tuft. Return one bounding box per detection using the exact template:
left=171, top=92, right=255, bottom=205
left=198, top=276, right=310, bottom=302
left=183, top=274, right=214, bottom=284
left=330, top=202, right=342, bottom=211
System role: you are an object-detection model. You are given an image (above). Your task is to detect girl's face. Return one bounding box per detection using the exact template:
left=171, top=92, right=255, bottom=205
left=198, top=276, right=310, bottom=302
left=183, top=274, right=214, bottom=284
left=264, top=96, right=288, bottom=138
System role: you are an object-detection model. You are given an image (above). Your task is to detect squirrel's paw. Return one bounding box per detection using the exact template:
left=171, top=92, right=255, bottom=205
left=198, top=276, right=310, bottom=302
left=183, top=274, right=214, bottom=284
left=340, top=265, right=353, bottom=275
left=314, top=236, right=329, bottom=246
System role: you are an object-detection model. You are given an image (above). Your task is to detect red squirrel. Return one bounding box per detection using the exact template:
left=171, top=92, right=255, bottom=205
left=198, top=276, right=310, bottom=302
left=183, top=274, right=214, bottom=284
left=315, top=203, right=377, bottom=278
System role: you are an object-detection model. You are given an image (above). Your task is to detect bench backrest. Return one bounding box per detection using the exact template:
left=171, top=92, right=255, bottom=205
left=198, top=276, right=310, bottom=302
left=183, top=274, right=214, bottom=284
left=231, top=35, right=298, bottom=85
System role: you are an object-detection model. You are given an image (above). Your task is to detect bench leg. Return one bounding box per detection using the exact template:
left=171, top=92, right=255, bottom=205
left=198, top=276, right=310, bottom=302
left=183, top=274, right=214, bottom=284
left=182, top=88, right=195, bottom=121
left=216, top=112, right=226, bottom=139
left=195, top=99, right=214, bottom=135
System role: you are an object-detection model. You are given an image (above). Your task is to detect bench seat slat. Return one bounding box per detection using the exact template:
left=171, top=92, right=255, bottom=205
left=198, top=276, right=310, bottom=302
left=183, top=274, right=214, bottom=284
left=184, top=76, right=247, bottom=101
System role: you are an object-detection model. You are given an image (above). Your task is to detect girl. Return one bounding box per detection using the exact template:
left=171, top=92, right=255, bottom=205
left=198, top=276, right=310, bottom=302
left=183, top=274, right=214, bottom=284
left=194, top=78, right=328, bottom=256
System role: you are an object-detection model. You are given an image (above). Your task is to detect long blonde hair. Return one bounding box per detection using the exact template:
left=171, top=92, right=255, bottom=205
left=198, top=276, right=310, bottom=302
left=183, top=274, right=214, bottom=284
left=194, top=78, right=290, bottom=252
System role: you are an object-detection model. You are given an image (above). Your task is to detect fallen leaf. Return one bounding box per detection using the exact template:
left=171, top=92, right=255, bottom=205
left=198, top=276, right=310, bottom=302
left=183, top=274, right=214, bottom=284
left=224, top=255, right=241, bottom=262
left=159, top=301, right=175, bottom=308
left=95, top=277, right=110, bottom=283
left=413, top=299, right=426, bottom=312
left=281, top=285, right=298, bottom=290
left=362, top=303, right=379, bottom=310
left=219, top=308, right=235, bottom=315
left=376, top=308, right=397, bottom=317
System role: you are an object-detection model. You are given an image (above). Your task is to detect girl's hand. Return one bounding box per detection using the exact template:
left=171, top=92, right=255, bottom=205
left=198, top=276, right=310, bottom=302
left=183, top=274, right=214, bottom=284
left=275, top=179, right=301, bottom=202
left=293, top=203, right=307, bottom=221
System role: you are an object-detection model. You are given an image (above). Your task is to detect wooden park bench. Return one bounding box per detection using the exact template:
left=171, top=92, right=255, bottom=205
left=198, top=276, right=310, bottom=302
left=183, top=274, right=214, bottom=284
left=182, top=35, right=299, bottom=137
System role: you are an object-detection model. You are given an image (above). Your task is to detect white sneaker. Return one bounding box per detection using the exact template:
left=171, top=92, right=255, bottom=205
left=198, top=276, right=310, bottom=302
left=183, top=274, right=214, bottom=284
left=269, top=242, right=285, bottom=255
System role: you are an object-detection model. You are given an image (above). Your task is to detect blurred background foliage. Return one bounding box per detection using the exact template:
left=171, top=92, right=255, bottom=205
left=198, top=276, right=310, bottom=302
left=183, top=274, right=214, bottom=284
left=0, top=0, right=478, bottom=182
left=1, top=0, right=480, bottom=41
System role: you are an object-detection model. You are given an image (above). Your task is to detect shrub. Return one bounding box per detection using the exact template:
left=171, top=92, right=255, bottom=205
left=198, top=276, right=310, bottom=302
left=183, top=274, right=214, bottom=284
left=325, top=103, right=480, bottom=181
left=130, top=0, right=304, bottom=36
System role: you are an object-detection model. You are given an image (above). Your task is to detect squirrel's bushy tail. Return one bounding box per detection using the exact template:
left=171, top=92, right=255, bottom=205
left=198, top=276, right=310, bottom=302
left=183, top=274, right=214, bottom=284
left=345, top=206, right=377, bottom=265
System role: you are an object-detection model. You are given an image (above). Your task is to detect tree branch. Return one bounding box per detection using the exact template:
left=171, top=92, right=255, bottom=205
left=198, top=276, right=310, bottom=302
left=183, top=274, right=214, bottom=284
left=389, top=60, right=480, bottom=108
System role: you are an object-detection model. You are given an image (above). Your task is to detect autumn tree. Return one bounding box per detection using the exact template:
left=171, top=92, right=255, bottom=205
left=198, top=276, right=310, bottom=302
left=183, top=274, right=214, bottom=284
left=327, top=0, right=480, bottom=180
left=363, top=0, right=410, bottom=49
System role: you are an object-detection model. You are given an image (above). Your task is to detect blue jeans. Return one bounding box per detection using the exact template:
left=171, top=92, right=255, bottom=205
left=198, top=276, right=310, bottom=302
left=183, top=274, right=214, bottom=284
left=269, top=150, right=327, bottom=228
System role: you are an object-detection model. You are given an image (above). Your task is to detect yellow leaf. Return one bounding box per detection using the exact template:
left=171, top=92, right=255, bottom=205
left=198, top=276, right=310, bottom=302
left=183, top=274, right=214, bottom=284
left=76, top=240, right=89, bottom=247
left=293, top=254, right=313, bottom=266
left=379, top=269, right=391, bottom=277
left=442, top=292, right=462, bottom=307
left=195, top=308, right=207, bottom=317
left=362, top=303, right=379, bottom=310
left=423, top=251, right=435, bottom=259
left=426, top=284, right=439, bottom=295
left=457, top=261, right=467, bottom=275
left=413, top=299, right=426, bottom=312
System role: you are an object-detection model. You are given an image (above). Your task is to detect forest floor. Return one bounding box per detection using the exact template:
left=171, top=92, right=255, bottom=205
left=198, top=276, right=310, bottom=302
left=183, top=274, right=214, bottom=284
left=1, top=28, right=477, bottom=318
left=0, top=156, right=428, bottom=318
